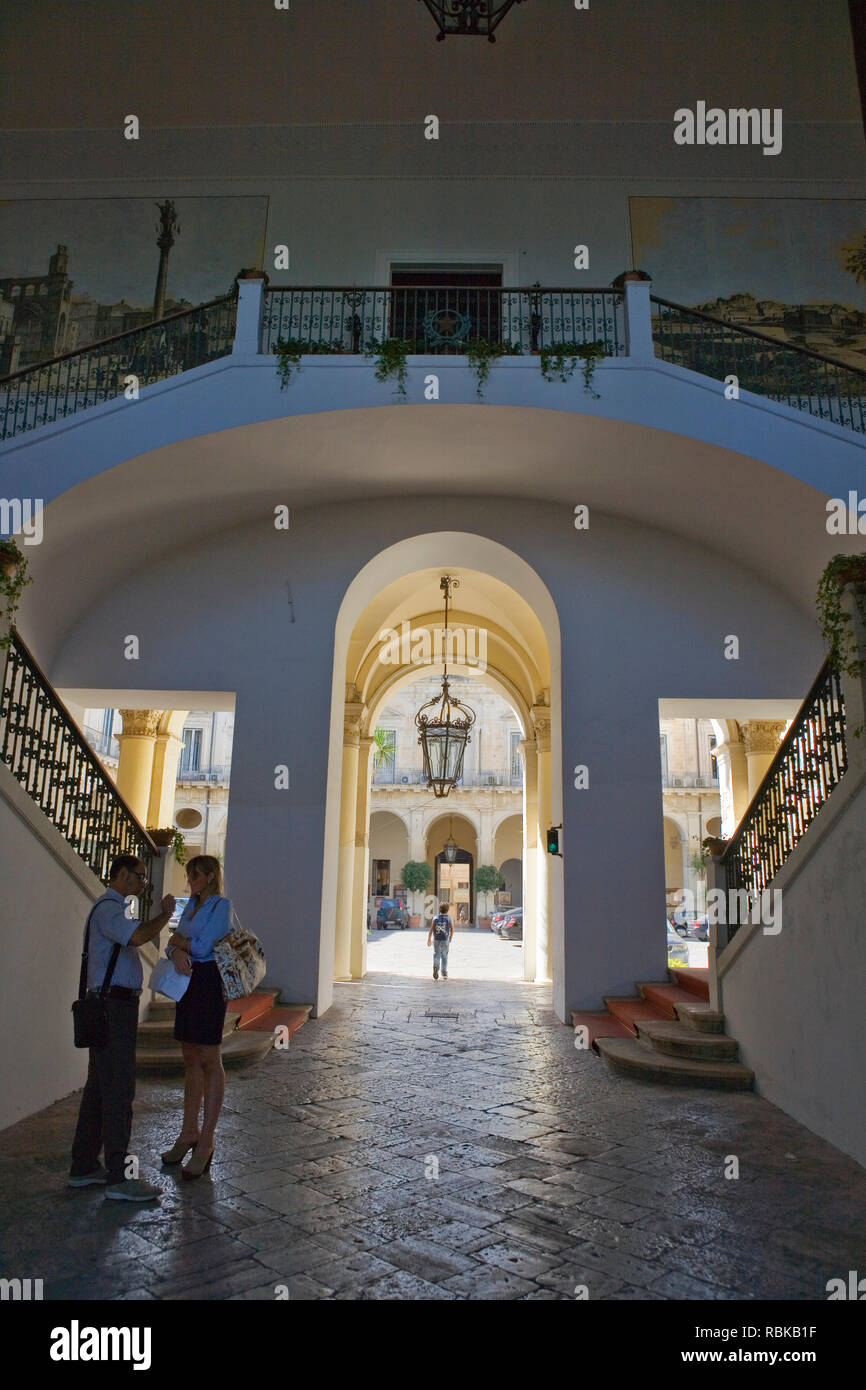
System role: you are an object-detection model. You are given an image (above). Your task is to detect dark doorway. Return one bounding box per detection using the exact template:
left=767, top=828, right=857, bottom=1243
left=389, top=266, right=504, bottom=349
left=435, top=847, right=474, bottom=923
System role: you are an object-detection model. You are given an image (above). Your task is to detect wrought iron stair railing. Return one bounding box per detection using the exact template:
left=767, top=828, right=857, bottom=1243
left=651, top=297, right=866, bottom=434
left=719, top=659, right=848, bottom=935
left=0, top=628, right=157, bottom=908
left=261, top=285, right=626, bottom=357
left=0, top=294, right=237, bottom=441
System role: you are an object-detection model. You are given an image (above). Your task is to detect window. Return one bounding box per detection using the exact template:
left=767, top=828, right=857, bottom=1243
left=372, top=730, right=396, bottom=783
left=708, top=735, right=718, bottom=781
left=510, top=731, right=522, bottom=783
left=373, top=860, right=390, bottom=897
left=660, top=735, right=669, bottom=784
left=180, top=728, right=203, bottom=773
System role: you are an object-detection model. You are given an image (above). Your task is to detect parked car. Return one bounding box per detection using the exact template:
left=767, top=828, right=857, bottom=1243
left=499, top=908, right=524, bottom=941
left=666, top=920, right=689, bottom=964
left=376, top=899, right=409, bottom=929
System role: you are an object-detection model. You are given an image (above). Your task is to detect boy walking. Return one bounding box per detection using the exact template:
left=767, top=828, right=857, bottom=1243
left=427, top=901, right=454, bottom=980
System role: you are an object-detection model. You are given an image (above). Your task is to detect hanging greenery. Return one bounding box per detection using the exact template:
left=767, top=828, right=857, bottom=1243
left=274, top=338, right=336, bottom=389
left=539, top=341, right=606, bottom=396
left=363, top=338, right=415, bottom=399
left=0, top=539, right=32, bottom=648
left=816, top=553, right=866, bottom=737
left=462, top=338, right=512, bottom=399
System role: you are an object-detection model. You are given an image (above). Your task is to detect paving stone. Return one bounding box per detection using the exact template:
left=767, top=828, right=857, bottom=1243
left=3, top=954, right=866, bottom=1302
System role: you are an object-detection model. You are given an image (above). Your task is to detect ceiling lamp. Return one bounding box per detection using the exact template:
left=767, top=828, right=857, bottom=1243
left=420, top=0, right=526, bottom=42
left=443, top=817, right=459, bottom=864
left=415, top=576, right=476, bottom=798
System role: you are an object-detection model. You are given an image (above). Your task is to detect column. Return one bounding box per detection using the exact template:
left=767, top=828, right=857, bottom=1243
left=115, top=710, right=162, bottom=825
left=740, top=721, right=787, bottom=800
left=334, top=697, right=365, bottom=980
left=533, top=703, right=553, bottom=982
left=520, top=736, right=538, bottom=981
left=714, top=733, right=750, bottom=835
left=146, top=711, right=188, bottom=829
left=349, top=734, right=374, bottom=978
left=840, top=584, right=866, bottom=775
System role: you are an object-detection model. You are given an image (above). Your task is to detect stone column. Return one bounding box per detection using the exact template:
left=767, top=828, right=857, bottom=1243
left=349, top=735, right=374, bottom=979
left=146, top=712, right=188, bottom=829
left=532, top=704, right=553, bottom=982
left=713, top=733, right=750, bottom=835
left=520, top=736, right=538, bottom=981
left=115, top=710, right=162, bottom=825
left=232, top=272, right=268, bottom=356
left=740, top=720, right=787, bottom=800
left=334, top=697, right=365, bottom=981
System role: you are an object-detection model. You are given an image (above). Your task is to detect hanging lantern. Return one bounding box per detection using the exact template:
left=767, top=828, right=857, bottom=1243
left=443, top=817, right=458, bottom=863
left=419, top=0, right=526, bottom=43
left=415, top=576, right=476, bottom=798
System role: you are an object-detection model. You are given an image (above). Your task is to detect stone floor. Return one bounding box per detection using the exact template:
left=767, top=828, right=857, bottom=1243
left=2, top=938, right=865, bottom=1301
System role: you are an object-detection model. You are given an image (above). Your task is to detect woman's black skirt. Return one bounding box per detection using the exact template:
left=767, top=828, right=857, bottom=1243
left=173, top=960, right=227, bottom=1045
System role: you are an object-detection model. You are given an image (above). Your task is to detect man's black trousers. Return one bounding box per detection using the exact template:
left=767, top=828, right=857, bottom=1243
left=70, top=998, right=139, bottom=1184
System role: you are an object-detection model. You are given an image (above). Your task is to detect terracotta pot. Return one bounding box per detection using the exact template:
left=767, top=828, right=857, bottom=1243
left=410, top=914, right=421, bottom=929
left=148, top=828, right=175, bottom=848
left=702, top=837, right=728, bottom=857
left=477, top=916, right=491, bottom=930
left=834, top=567, right=866, bottom=589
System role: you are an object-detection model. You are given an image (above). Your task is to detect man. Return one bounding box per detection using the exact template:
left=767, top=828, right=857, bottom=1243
left=69, top=855, right=175, bottom=1201
left=427, top=901, right=454, bottom=980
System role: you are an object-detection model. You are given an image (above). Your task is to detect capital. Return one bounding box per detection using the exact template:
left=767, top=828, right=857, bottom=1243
left=739, top=719, right=786, bottom=756
left=117, top=709, right=162, bottom=739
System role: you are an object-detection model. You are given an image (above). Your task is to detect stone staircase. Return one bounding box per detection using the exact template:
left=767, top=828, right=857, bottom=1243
left=571, top=967, right=754, bottom=1090
left=136, top=989, right=312, bottom=1075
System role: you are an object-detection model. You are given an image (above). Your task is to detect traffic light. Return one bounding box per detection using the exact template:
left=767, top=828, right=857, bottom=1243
left=546, top=825, right=561, bottom=856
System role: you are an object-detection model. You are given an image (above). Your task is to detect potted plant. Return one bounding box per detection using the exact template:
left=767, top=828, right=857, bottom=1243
left=0, top=539, right=32, bottom=648
left=401, top=860, right=433, bottom=927
left=474, top=864, right=504, bottom=928
left=148, top=827, right=187, bottom=865
left=816, top=553, right=866, bottom=737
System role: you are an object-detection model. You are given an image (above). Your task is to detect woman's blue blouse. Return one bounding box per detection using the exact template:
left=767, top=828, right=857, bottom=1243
left=171, top=895, right=233, bottom=962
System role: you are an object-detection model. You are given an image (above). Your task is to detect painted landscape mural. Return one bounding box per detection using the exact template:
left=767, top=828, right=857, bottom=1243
left=630, top=197, right=866, bottom=371
left=0, top=197, right=268, bottom=373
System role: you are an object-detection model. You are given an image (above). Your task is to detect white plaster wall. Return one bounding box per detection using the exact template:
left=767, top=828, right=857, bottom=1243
left=0, top=766, right=94, bottom=1130
left=721, top=770, right=866, bottom=1168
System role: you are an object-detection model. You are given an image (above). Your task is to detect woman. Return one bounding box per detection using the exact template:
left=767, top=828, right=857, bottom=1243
left=160, top=855, right=231, bottom=1179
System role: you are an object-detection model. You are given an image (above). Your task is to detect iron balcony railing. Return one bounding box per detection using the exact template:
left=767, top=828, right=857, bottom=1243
left=0, top=294, right=238, bottom=441
left=176, top=765, right=231, bottom=783
left=651, top=297, right=866, bottom=434
left=0, top=629, right=157, bottom=909
left=83, top=724, right=120, bottom=760
left=261, top=286, right=627, bottom=358
left=719, top=659, right=847, bottom=935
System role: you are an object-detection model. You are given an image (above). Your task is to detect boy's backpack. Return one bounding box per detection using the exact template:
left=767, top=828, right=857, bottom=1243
left=432, top=914, right=450, bottom=940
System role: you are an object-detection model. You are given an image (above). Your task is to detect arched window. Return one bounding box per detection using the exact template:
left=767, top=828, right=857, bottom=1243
left=24, top=284, right=35, bottom=297
left=10, top=285, right=21, bottom=298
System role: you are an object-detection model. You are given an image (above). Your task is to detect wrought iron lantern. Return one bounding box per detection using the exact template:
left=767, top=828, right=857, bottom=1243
left=415, top=576, right=476, bottom=798
left=443, top=817, right=459, bottom=864
left=419, top=0, right=526, bottom=42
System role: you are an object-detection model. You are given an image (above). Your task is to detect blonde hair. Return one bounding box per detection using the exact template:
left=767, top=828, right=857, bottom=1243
left=186, top=854, right=223, bottom=895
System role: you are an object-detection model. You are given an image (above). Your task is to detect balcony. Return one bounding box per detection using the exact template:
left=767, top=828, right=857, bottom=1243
left=176, top=765, right=231, bottom=784
left=372, top=766, right=521, bottom=790
left=662, top=773, right=719, bottom=790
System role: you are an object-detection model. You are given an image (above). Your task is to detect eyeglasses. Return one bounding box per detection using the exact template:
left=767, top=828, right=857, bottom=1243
left=130, top=869, right=149, bottom=886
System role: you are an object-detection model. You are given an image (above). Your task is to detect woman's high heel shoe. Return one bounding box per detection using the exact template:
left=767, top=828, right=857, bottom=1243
left=181, top=1143, right=214, bottom=1180
left=161, top=1137, right=199, bottom=1165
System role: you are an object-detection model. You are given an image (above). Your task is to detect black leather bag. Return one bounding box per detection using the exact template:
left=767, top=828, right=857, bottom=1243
left=72, top=903, right=121, bottom=1048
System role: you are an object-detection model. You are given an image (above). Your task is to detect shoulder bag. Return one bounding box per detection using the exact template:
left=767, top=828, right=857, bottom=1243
left=71, top=902, right=122, bottom=1048
left=212, top=906, right=267, bottom=1001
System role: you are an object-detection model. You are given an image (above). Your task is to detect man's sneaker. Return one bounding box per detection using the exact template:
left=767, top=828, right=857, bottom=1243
left=68, top=1165, right=108, bottom=1188
left=433, top=970, right=439, bottom=979
left=442, top=973, right=448, bottom=979
left=104, top=1179, right=161, bottom=1202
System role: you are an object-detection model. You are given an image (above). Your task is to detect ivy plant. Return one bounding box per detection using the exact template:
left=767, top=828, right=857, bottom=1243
left=0, top=539, right=32, bottom=648
left=462, top=338, right=512, bottom=399
left=539, top=341, right=606, bottom=396
left=363, top=338, right=415, bottom=399
left=816, top=553, right=866, bottom=737
left=274, top=338, right=336, bottom=389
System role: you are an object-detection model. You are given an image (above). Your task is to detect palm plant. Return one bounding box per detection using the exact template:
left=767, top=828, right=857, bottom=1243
left=372, top=726, right=396, bottom=774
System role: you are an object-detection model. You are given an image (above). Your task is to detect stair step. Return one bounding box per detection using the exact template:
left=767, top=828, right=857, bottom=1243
left=634, top=1018, right=739, bottom=1061
left=226, top=990, right=282, bottom=1026
left=138, top=1011, right=240, bottom=1042
left=602, top=997, right=669, bottom=1034
left=669, top=966, right=710, bottom=1001
left=675, top=1000, right=725, bottom=1033
left=596, top=1036, right=754, bottom=1090
left=239, top=1005, right=312, bottom=1035
left=570, top=1010, right=633, bottom=1048
left=638, top=982, right=701, bottom=1018
left=136, top=1029, right=274, bottom=1075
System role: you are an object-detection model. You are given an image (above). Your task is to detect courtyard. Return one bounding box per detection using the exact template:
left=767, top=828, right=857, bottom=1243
left=1, top=954, right=864, bottom=1301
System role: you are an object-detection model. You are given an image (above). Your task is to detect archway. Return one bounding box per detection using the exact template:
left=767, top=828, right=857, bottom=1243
left=318, top=533, right=563, bottom=1013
